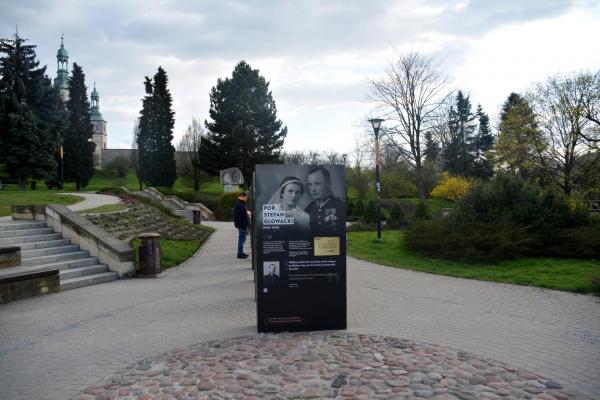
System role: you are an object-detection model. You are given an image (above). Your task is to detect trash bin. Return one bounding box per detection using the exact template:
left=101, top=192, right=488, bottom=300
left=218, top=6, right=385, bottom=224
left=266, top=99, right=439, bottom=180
left=193, top=210, right=202, bottom=225
left=138, top=232, right=161, bottom=277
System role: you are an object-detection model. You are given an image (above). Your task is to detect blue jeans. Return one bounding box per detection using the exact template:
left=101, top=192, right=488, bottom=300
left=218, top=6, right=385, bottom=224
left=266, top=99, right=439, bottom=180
left=237, top=229, right=247, bottom=256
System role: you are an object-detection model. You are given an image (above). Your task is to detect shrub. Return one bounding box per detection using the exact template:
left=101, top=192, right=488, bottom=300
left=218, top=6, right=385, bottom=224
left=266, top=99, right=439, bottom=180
left=362, top=200, right=377, bottom=224
left=387, top=202, right=406, bottom=229
left=346, top=199, right=354, bottom=217
left=405, top=218, right=534, bottom=263
left=453, top=174, right=575, bottom=231
left=105, top=156, right=131, bottom=178
left=413, top=201, right=431, bottom=221
left=381, top=170, right=418, bottom=198
left=96, top=187, right=127, bottom=196
left=546, top=225, right=600, bottom=258
left=352, top=199, right=365, bottom=218
left=591, top=276, right=600, bottom=295
left=406, top=174, right=597, bottom=262
left=430, top=172, right=473, bottom=201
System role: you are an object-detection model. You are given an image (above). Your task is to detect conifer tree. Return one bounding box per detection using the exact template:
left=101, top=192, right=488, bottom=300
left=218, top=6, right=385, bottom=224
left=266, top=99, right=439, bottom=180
left=137, top=67, right=176, bottom=187
left=443, top=91, right=477, bottom=177
left=472, top=104, right=494, bottom=179
left=205, top=61, right=287, bottom=184
left=63, top=63, right=95, bottom=190
left=0, top=33, right=65, bottom=189
left=494, top=93, right=544, bottom=180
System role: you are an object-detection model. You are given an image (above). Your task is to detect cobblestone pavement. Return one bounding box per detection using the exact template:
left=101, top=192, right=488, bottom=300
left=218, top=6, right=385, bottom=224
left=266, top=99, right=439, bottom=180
left=78, top=332, right=574, bottom=400
left=0, top=222, right=598, bottom=400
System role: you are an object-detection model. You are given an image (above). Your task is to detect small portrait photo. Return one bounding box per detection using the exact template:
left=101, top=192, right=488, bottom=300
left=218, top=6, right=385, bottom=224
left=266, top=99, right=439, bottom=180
left=263, top=261, right=280, bottom=286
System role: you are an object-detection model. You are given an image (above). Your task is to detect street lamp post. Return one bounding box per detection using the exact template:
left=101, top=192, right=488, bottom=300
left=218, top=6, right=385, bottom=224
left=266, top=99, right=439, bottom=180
left=369, top=118, right=385, bottom=242
left=60, top=145, right=64, bottom=190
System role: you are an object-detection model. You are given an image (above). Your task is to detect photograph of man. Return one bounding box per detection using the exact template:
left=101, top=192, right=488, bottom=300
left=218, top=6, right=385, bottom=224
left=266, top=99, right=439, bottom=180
left=263, top=262, right=280, bottom=286
left=304, top=166, right=345, bottom=234
left=234, top=192, right=250, bottom=259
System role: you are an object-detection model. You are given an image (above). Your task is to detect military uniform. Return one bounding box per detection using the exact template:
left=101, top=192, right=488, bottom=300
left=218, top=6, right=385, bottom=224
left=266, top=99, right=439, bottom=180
left=304, top=196, right=345, bottom=234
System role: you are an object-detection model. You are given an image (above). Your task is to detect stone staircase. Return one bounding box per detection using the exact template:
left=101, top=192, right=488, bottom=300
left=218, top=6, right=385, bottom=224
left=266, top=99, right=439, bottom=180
left=160, top=199, right=195, bottom=222
left=0, top=220, right=118, bottom=291
left=139, top=187, right=214, bottom=221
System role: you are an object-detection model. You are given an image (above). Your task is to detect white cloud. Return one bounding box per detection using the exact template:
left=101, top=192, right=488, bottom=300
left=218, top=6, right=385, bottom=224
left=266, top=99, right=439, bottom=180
left=455, top=8, right=600, bottom=118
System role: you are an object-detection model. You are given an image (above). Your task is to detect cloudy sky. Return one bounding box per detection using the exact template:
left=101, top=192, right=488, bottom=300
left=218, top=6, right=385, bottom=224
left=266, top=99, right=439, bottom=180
left=1, top=0, right=599, bottom=153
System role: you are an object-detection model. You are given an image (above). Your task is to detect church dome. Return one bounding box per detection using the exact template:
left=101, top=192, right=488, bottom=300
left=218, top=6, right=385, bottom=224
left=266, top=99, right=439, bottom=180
left=57, top=45, right=68, bottom=58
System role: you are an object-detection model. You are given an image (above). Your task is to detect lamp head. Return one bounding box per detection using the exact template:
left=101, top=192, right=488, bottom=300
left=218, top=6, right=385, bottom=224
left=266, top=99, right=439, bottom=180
left=368, top=118, right=385, bottom=131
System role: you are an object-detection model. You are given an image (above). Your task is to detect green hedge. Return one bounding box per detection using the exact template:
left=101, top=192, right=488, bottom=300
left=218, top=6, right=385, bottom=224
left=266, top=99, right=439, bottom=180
left=406, top=174, right=599, bottom=262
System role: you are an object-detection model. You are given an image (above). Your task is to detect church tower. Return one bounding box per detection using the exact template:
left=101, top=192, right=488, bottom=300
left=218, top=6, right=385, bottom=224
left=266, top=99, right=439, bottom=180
left=90, top=83, right=107, bottom=167
left=53, top=35, right=69, bottom=102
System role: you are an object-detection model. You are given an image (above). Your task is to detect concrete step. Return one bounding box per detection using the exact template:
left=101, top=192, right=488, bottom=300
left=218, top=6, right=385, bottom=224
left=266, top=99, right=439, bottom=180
left=59, top=264, right=109, bottom=280
left=20, top=245, right=80, bottom=259
left=174, top=209, right=193, bottom=221
left=0, top=233, right=63, bottom=245
left=60, top=271, right=119, bottom=291
left=0, top=227, right=54, bottom=238
left=32, top=257, right=100, bottom=271
left=161, top=200, right=183, bottom=210
left=0, top=221, right=47, bottom=231
left=21, top=251, right=91, bottom=267
left=6, top=238, right=71, bottom=251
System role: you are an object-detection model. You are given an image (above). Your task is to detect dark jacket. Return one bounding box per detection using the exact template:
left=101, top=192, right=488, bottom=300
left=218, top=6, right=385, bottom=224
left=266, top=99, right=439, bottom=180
left=304, top=195, right=345, bottom=234
left=234, top=198, right=249, bottom=230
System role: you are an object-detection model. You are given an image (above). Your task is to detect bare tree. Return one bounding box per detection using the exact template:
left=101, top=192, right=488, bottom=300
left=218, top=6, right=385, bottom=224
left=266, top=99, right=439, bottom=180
left=131, top=118, right=143, bottom=191
left=281, top=151, right=306, bottom=165
left=529, top=72, right=600, bottom=195
left=368, top=50, right=451, bottom=200
left=176, top=119, right=204, bottom=191
left=581, top=70, right=600, bottom=141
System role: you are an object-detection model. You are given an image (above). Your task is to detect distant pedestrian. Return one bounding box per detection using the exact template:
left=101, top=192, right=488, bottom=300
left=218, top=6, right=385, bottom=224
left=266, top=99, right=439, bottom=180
left=234, top=192, right=250, bottom=259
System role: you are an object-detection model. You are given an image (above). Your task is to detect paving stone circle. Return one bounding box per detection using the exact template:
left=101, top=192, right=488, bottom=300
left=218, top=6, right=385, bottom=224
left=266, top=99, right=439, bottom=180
left=77, top=332, right=571, bottom=400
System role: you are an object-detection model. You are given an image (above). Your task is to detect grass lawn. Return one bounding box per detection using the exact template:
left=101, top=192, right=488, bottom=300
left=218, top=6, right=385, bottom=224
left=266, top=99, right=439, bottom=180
left=77, top=203, right=129, bottom=214
left=173, top=176, right=224, bottom=195
left=0, top=191, right=85, bottom=216
left=132, top=238, right=202, bottom=269
left=347, top=230, right=600, bottom=294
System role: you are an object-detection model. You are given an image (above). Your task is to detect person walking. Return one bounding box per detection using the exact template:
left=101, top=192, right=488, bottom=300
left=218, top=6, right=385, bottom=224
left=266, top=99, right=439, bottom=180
left=234, top=192, right=250, bottom=259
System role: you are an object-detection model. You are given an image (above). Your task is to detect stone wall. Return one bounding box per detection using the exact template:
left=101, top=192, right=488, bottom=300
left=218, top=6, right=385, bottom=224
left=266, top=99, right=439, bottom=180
left=101, top=148, right=135, bottom=167
left=44, top=205, right=135, bottom=278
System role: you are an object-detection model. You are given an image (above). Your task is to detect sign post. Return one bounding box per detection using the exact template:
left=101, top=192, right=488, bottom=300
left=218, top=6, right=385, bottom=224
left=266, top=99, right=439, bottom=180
left=253, top=165, right=346, bottom=332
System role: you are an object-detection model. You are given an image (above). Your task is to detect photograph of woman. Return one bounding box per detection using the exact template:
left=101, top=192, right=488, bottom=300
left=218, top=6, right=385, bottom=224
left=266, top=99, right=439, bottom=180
left=267, top=176, right=310, bottom=232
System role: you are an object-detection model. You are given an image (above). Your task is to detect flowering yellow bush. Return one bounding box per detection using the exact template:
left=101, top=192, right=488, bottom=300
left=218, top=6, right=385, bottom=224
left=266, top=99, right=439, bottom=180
left=431, top=172, right=473, bottom=201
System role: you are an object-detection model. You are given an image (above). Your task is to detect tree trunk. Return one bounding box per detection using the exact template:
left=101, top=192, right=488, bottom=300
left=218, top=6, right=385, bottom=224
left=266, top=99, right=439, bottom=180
left=18, top=176, right=26, bottom=191
left=415, top=164, right=426, bottom=201
left=76, top=180, right=81, bottom=191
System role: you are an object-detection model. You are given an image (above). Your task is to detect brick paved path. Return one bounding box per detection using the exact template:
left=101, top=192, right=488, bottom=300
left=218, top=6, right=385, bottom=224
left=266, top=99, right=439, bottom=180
left=0, top=221, right=598, bottom=399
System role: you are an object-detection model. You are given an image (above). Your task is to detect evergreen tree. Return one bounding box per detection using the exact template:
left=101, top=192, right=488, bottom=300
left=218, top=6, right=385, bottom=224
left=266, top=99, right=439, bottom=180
left=137, top=67, right=177, bottom=187
left=0, top=33, right=65, bottom=189
left=423, top=131, right=439, bottom=165
left=63, top=63, right=95, bottom=190
left=352, top=199, right=365, bottom=218
left=205, top=61, right=287, bottom=184
left=413, top=201, right=431, bottom=221
left=494, top=93, right=545, bottom=181
left=362, top=200, right=377, bottom=224
left=387, top=202, right=407, bottom=228
left=443, top=91, right=477, bottom=177
left=472, top=104, right=494, bottom=179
